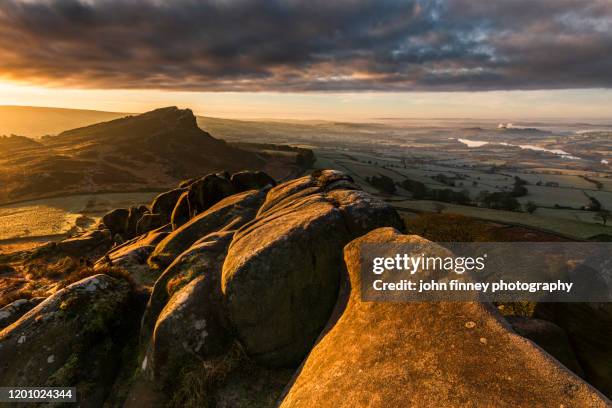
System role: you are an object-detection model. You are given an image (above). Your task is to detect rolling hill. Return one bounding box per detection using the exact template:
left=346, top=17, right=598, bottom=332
left=0, top=106, right=128, bottom=138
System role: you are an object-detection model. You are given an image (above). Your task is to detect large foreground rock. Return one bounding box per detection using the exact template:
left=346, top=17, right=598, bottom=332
left=222, top=170, right=403, bottom=366
left=0, top=275, right=138, bottom=406
left=280, top=228, right=610, bottom=407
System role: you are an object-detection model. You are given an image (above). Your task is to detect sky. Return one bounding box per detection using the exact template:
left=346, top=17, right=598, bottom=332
left=1, top=0, right=612, bottom=120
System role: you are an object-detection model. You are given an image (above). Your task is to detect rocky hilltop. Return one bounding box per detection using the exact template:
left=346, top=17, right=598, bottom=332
left=0, top=107, right=285, bottom=204
left=0, top=170, right=610, bottom=407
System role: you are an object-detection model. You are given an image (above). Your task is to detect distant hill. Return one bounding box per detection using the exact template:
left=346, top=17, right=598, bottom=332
left=0, top=135, right=42, bottom=150
left=0, top=106, right=128, bottom=137
left=0, top=107, right=266, bottom=204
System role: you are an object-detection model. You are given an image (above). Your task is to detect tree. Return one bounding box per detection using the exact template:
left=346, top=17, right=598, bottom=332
left=430, top=188, right=471, bottom=205
left=480, top=192, right=521, bottom=211
left=585, top=195, right=602, bottom=212
left=400, top=178, right=428, bottom=199
left=367, top=174, right=396, bottom=194
left=524, top=201, right=538, bottom=214
left=511, top=176, right=528, bottom=197
left=595, top=209, right=610, bottom=226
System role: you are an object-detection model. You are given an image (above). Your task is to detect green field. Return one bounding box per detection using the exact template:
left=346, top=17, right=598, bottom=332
left=392, top=199, right=612, bottom=240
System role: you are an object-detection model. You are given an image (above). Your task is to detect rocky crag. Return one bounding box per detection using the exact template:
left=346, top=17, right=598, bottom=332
left=0, top=170, right=610, bottom=407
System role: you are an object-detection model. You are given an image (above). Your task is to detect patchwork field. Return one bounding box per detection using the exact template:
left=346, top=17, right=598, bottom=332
left=278, top=120, right=612, bottom=241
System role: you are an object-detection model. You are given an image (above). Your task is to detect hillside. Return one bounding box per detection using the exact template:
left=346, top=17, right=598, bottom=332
left=0, top=107, right=266, bottom=204
left=0, top=106, right=128, bottom=137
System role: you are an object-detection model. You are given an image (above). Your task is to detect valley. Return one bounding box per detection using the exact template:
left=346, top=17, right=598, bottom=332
left=1, top=109, right=611, bottom=252
left=200, top=116, right=612, bottom=241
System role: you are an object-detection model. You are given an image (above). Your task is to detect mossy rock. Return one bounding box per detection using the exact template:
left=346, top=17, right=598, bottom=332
left=0, top=274, right=140, bottom=406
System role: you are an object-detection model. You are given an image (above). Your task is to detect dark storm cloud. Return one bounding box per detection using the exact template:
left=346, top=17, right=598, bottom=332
left=0, top=0, right=611, bottom=91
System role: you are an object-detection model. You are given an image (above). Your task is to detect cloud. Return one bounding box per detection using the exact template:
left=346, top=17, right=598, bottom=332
left=0, top=0, right=611, bottom=91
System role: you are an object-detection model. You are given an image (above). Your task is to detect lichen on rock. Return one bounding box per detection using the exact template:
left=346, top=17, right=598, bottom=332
left=0, top=274, right=140, bottom=406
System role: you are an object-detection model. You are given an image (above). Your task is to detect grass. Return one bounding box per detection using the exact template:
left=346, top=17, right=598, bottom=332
left=168, top=342, right=247, bottom=408
left=0, top=256, right=137, bottom=309
left=0, top=191, right=158, bottom=242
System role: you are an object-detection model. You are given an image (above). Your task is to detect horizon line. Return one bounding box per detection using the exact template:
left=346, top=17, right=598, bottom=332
left=2, top=104, right=612, bottom=125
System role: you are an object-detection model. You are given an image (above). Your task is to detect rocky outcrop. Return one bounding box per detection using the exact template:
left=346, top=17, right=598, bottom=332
left=131, top=170, right=403, bottom=395
left=231, top=170, right=276, bottom=191
left=535, top=302, right=612, bottom=398
left=0, top=297, right=45, bottom=330
left=149, top=188, right=268, bottom=269
left=0, top=275, right=139, bottom=406
left=150, top=188, right=186, bottom=222
left=136, top=213, right=165, bottom=235
left=9, top=168, right=605, bottom=407
left=141, top=231, right=234, bottom=347
left=102, top=208, right=130, bottom=236
left=171, top=190, right=191, bottom=230
left=222, top=170, right=403, bottom=366
left=279, top=228, right=610, bottom=407
left=102, top=170, right=277, bottom=238
left=187, top=173, right=236, bottom=215
left=50, top=228, right=113, bottom=256
left=141, top=231, right=235, bottom=385
left=95, top=227, right=171, bottom=285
